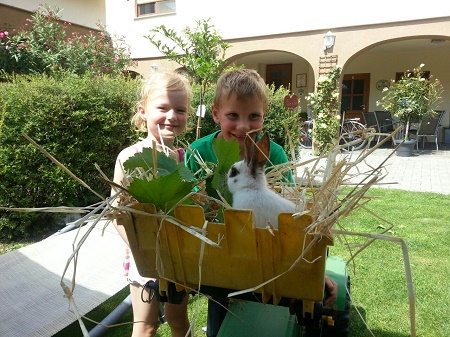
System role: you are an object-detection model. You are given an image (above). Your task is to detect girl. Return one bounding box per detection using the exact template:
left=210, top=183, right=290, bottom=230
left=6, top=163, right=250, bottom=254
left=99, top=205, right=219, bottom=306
left=112, top=71, right=192, bottom=337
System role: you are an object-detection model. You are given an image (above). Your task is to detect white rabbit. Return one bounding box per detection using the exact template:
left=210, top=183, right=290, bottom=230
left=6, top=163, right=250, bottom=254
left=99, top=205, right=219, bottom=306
left=227, top=132, right=295, bottom=229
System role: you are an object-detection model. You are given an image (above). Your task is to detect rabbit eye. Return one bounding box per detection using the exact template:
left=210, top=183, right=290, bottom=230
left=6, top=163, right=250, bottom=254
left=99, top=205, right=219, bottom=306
left=229, top=166, right=239, bottom=178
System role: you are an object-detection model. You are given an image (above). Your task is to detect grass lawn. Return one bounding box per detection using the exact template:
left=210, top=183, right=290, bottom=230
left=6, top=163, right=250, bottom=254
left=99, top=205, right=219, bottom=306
left=53, top=188, right=450, bottom=336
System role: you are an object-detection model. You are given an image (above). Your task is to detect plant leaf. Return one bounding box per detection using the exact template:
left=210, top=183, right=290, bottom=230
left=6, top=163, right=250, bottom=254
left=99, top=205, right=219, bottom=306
left=124, top=147, right=179, bottom=177
left=128, top=172, right=193, bottom=212
left=202, top=138, right=239, bottom=204
left=211, top=138, right=240, bottom=189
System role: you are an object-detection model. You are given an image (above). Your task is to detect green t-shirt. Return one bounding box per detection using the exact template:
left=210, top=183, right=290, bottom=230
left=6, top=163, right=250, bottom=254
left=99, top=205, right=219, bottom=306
left=185, top=130, right=294, bottom=183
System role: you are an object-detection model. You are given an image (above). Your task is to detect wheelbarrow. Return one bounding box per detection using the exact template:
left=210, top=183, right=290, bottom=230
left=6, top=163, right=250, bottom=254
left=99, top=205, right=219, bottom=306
left=117, top=203, right=350, bottom=337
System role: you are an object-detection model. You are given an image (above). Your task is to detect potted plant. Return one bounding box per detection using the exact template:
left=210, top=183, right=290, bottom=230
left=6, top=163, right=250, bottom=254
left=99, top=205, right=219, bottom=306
left=377, top=63, right=443, bottom=156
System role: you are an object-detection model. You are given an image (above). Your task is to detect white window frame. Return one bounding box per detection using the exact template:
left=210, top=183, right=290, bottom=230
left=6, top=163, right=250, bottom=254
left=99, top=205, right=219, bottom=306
left=136, top=0, right=176, bottom=18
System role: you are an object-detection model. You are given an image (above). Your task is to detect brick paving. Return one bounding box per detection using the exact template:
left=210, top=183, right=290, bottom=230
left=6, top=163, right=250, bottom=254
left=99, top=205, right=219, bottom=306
left=297, top=143, right=450, bottom=195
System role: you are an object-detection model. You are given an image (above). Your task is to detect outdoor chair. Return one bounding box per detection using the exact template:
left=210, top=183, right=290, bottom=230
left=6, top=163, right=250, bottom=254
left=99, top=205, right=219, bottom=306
left=374, top=111, right=395, bottom=133
left=362, top=111, right=381, bottom=143
left=410, top=110, right=446, bottom=151
left=372, top=110, right=396, bottom=143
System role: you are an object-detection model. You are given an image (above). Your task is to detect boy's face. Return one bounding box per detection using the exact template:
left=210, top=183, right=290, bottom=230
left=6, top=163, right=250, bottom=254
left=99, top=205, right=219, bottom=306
left=212, top=94, right=265, bottom=151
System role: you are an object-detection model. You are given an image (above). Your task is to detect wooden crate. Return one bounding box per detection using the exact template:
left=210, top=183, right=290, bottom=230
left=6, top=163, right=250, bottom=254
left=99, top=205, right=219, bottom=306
left=117, top=203, right=333, bottom=304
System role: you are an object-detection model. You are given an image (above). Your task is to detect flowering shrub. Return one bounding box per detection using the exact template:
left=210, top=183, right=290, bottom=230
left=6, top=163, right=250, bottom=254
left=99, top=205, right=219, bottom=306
left=377, top=63, right=443, bottom=140
left=0, top=4, right=135, bottom=77
left=306, top=66, right=342, bottom=154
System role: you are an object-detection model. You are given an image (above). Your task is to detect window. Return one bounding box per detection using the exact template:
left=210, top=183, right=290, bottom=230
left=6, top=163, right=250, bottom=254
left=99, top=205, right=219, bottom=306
left=137, top=3, right=155, bottom=16
left=137, top=0, right=176, bottom=17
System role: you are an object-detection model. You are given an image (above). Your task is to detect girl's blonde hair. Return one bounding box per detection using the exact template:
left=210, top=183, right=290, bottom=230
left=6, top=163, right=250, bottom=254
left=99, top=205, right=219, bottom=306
left=131, top=71, right=193, bottom=132
left=213, top=69, right=269, bottom=113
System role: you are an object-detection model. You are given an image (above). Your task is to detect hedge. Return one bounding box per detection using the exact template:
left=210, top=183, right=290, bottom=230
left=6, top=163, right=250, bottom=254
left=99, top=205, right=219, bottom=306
left=0, top=74, right=140, bottom=240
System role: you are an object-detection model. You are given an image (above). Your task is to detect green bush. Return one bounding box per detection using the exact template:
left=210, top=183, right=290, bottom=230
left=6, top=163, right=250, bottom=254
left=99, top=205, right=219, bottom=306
left=0, top=4, right=134, bottom=77
left=0, top=74, right=140, bottom=240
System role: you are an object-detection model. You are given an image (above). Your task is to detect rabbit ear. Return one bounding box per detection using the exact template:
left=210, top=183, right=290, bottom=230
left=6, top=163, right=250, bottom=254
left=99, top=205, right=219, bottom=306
left=254, top=132, right=270, bottom=166
left=244, top=132, right=258, bottom=163
left=245, top=132, right=270, bottom=177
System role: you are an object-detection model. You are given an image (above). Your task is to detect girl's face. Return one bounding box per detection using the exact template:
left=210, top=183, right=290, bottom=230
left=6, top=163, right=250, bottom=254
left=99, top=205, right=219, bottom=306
left=212, top=94, right=265, bottom=153
left=139, top=89, right=188, bottom=146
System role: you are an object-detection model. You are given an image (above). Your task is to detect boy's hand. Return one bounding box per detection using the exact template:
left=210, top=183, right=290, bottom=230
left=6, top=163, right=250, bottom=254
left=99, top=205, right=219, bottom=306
left=324, top=275, right=338, bottom=307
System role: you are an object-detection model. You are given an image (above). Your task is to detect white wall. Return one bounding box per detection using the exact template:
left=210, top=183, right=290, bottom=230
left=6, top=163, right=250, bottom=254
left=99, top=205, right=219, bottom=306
left=2, top=0, right=105, bottom=29
left=104, top=0, right=450, bottom=59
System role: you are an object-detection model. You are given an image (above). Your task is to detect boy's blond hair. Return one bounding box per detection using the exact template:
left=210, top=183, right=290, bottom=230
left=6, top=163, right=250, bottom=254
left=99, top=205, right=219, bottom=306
left=132, top=71, right=193, bottom=132
left=213, top=69, right=268, bottom=113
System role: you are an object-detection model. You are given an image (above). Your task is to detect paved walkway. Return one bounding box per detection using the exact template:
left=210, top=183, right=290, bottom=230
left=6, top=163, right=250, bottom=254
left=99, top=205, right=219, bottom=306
left=297, top=143, right=450, bottom=195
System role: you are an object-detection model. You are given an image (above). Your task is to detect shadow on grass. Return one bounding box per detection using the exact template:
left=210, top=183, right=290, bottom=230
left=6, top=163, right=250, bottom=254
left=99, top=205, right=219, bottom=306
left=350, top=306, right=410, bottom=337
left=52, top=287, right=133, bottom=337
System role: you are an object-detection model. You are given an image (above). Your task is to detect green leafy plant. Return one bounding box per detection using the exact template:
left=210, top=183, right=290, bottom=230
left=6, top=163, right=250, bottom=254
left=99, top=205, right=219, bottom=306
left=123, top=148, right=195, bottom=212
left=145, top=18, right=231, bottom=139
left=377, top=63, right=443, bottom=140
left=0, top=4, right=135, bottom=77
left=306, top=66, right=342, bottom=155
left=0, top=74, right=139, bottom=240
left=265, top=84, right=301, bottom=158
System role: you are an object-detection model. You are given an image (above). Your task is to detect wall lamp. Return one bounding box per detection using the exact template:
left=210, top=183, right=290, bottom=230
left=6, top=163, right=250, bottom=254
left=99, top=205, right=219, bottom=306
left=323, top=31, right=336, bottom=51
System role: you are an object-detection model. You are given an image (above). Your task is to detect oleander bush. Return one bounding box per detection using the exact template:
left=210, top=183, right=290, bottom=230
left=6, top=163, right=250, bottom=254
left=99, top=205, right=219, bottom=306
left=0, top=4, right=134, bottom=77
left=0, top=74, right=140, bottom=240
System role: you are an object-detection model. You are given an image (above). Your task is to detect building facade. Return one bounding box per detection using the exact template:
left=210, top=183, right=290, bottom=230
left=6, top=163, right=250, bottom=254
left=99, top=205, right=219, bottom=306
left=2, top=0, right=450, bottom=139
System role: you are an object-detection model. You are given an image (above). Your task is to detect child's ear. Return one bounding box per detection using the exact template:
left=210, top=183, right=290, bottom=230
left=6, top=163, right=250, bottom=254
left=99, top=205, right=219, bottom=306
left=138, top=104, right=146, bottom=121
left=211, top=103, right=221, bottom=124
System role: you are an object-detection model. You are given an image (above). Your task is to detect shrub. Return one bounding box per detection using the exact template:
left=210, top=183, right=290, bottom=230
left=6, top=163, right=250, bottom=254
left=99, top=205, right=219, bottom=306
left=0, top=4, right=135, bottom=77
left=0, top=74, right=140, bottom=240
left=306, top=66, right=342, bottom=155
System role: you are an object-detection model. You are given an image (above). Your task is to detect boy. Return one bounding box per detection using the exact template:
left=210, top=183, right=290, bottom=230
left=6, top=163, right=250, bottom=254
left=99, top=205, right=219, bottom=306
left=186, top=68, right=293, bottom=182
left=185, top=68, right=337, bottom=306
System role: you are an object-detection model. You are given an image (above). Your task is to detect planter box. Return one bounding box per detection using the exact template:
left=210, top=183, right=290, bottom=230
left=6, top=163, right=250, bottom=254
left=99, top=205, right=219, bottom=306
left=117, top=203, right=332, bottom=304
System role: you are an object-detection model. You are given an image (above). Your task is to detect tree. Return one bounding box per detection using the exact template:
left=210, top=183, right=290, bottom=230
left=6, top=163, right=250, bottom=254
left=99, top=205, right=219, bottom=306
left=145, top=18, right=230, bottom=139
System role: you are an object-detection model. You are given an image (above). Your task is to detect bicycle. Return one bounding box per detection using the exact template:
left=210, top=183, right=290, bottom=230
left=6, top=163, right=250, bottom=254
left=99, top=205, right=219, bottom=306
left=299, top=117, right=368, bottom=151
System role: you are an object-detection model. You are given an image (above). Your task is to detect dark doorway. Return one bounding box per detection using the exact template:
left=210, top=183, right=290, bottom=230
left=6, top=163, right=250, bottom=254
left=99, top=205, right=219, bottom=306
left=341, top=73, right=370, bottom=121
left=266, top=63, right=292, bottom=90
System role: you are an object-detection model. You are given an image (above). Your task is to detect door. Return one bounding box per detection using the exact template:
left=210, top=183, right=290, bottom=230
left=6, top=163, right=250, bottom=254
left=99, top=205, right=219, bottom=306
left=266, top=63, right=292, bottom=89
left=340, top=73, right=370, bottom=121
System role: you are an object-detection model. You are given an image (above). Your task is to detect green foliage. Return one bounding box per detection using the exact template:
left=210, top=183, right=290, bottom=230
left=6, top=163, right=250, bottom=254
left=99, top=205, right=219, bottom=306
left=265, top=84, right=301, bottom=159
left=208, top=138, right=240, bottom=205
left=123, top=148, right=194, bottom=212
left=0, top=4, right=135, bottom=77
left=377, top=63, right=443, bottom=140
left=146, top=18, right=229, bottom=91
left=306, top=66, right=342, bottom=155
left=146, top=18, right=230, bottom=139
left=178, top=82, right=218, bottom=144
left=0, top=74, right=139, bottom=240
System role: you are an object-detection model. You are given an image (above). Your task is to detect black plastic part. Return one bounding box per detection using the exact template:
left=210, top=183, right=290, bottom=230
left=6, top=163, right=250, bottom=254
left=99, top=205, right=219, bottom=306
left=206, top=296, right=228, bottom=337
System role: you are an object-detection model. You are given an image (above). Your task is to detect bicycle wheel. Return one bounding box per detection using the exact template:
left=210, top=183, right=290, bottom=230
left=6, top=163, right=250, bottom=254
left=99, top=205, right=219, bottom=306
left=299, top=120, right=313, bottom=149
left=339, top=120, right=367, bottom=151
